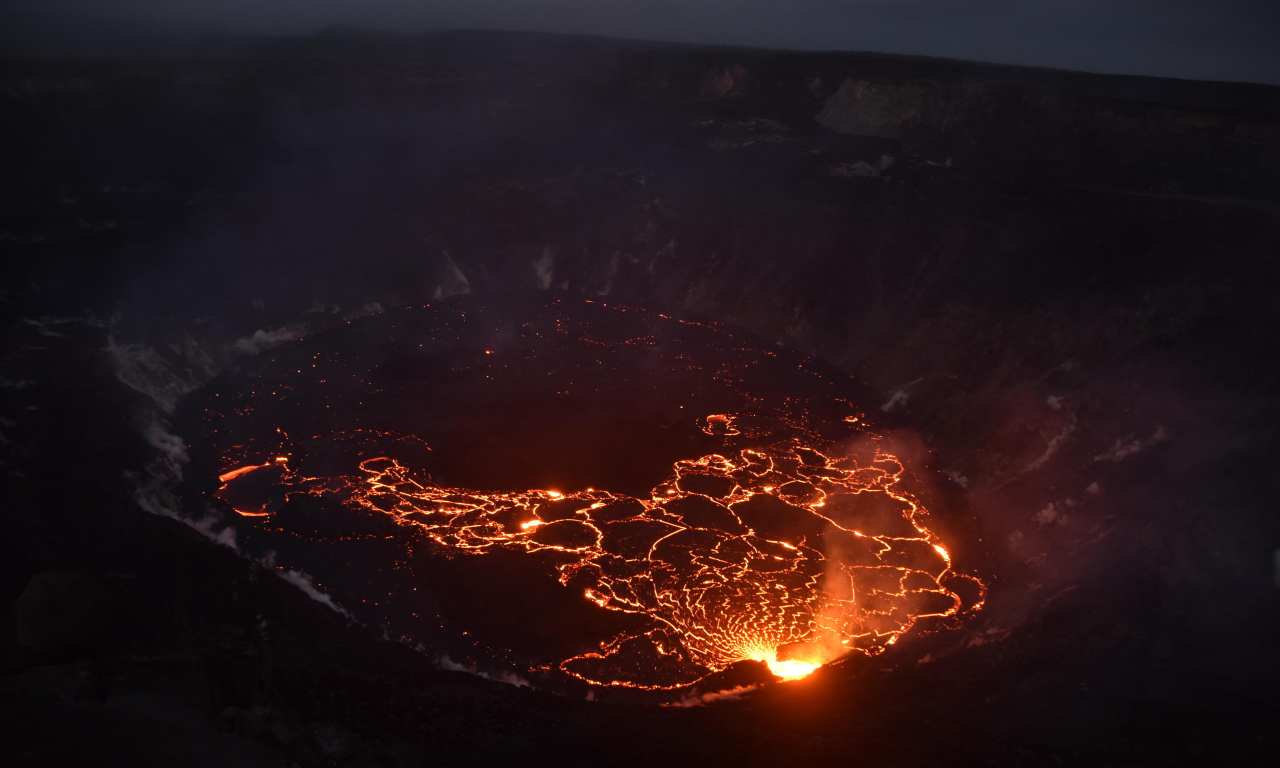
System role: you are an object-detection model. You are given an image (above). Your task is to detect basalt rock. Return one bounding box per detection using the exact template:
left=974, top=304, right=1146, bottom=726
left=15, top=571, right=121, bottom=658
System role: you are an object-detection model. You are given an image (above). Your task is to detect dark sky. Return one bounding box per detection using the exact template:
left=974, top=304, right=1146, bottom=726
left=7, top=1, right=1280, bottom=85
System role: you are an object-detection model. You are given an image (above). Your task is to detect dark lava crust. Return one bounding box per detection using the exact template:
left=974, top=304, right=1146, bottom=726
left=178, top=297, right=955, bottom=696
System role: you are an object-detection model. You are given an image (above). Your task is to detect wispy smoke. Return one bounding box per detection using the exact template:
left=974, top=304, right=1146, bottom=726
left=433, top=252, right=472, bottom=300
left=231, top=325, right=305, bottom=356
left=108, top=323, right=354, bottom=619
left=437, top=655, right=532, bottom=688
left=278, top=567, right=352, bottom=618
left=107, top=334, right=210, bottom=413
left=1023, top=411, right=1077, bottom=473
left=662, top=683, right=760, bottom=708
left=1093, top=425, right=1168, bottom=463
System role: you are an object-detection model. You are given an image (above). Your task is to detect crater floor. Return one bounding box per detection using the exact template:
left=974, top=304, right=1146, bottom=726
left=192, top=297, right=984, bottom=694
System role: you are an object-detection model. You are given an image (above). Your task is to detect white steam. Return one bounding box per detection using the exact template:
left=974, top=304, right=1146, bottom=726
left=231, top=325, right=305, bottom=355
left=108, top=324, right=351, bottom=619
left=437, top=655, right=532, bottom=688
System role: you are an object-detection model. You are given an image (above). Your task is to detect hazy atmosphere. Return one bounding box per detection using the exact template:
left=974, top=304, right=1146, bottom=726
left=6, top=1, right=1278, bottom=764
left=6, top=0, right=1280, bottom=84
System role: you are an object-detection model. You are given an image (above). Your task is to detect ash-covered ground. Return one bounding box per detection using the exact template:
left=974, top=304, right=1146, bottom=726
left=4, top=30, right=1279, bottom=766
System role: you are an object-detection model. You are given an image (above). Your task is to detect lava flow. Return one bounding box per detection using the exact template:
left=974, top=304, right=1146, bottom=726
left=216, top=429, right=983, bottom=689
left=202, top=300, right=985, bottom=692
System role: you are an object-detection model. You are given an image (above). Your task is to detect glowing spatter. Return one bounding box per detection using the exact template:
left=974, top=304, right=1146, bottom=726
left=217, top=428, right=985, bottom=690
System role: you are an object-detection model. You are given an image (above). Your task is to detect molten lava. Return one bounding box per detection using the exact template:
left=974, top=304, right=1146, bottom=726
left=204, top=299, right=986, bottom=692
left=216, top=432, right=983, bottom=689
left=761, top=657, right=820, bottom=682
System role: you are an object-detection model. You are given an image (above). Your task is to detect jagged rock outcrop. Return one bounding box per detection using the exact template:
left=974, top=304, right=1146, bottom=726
left=816, top=78, right=932, bottom=138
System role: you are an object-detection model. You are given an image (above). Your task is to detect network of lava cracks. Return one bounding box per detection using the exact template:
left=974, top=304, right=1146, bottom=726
left=217, top=413, right=986, bottom=691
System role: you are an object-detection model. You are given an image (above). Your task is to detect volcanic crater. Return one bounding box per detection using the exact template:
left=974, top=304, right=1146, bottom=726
left=184, top=297, right=985, bottom=697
